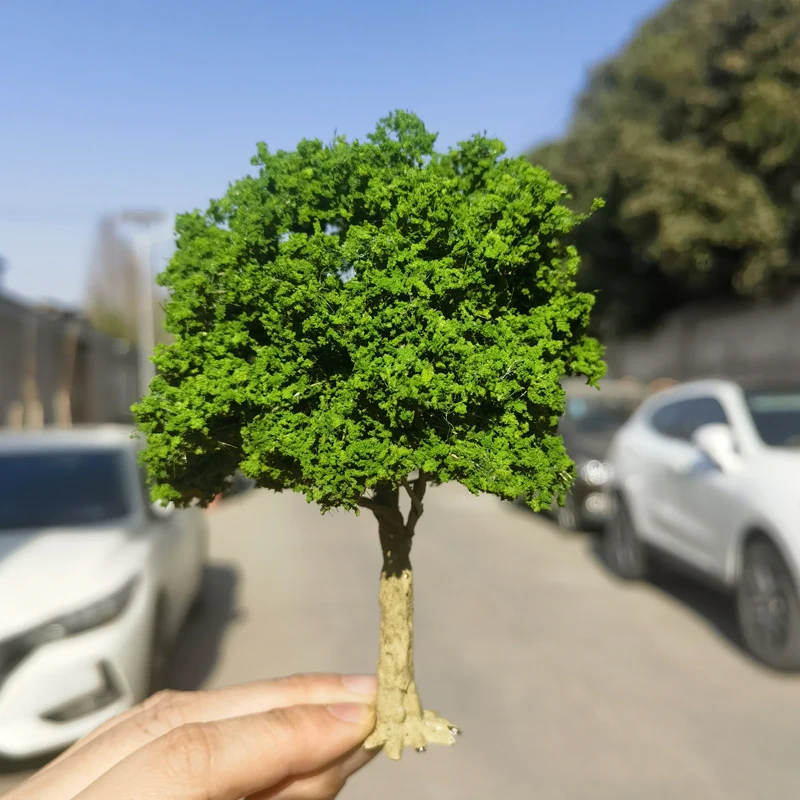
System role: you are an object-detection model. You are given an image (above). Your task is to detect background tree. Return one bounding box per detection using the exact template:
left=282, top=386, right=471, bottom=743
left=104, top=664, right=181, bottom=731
left=134, top=112, right=604, bottom=759
left=531, top=0, right=800, bottom=335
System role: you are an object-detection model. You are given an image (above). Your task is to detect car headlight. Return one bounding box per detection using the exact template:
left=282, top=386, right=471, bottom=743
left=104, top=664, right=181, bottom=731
left=579, top=459, right=611, bottom=486
left=0, top=578, right=139, bottom=683
left=55, top=577, right=140, bottom=638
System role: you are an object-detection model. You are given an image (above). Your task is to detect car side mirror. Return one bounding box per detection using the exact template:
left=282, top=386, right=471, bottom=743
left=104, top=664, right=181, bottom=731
left=692, top=423, right=738, bottom=472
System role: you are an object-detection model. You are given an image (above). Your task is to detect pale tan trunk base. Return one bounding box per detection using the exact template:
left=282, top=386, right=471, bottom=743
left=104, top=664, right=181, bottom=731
left=364, top=569, right=459, bottom=760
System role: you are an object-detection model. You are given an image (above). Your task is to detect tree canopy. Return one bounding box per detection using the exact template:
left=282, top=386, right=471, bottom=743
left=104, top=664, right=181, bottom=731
left=134, top=112, right=604, bottom=512
left=530, top=0, right=800, bottom=334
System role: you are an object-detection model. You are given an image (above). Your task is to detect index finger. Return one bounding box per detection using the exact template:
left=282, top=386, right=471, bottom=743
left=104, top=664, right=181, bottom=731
left=74, top=701, right=376, bottom=800
left=16, top=673, right=376, bottom=800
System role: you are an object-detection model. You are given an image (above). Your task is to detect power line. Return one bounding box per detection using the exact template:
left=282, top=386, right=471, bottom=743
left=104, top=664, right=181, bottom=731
left=0, top=208, right=107, bottom=223
left=0, top=209, right=177, bottom=225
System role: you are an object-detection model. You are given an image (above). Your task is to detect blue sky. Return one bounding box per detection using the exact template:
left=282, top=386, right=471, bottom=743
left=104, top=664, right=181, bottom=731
left=1, top=0, right=664, bottom=307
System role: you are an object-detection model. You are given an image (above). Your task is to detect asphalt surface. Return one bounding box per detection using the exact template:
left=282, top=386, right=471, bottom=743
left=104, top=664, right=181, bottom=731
left=4, top=484, right=800, bottom=798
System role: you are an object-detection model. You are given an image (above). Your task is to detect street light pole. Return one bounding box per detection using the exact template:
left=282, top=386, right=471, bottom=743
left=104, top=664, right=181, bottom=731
left=134, top=227, right=157, bottom=397
left=113, top=210, right=168, bottom=397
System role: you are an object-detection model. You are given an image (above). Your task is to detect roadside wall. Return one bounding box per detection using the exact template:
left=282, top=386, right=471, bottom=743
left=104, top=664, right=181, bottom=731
left=603, top=290, right=800, bottom=385
left=0, top=292, right=139, bottom=427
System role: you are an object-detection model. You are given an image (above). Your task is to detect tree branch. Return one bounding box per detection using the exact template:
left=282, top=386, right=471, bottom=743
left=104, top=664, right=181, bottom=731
left=358, top=495, right=398, bottom=522
left=360, top=473, right=428, bottom=538
left=403, top=471, right=428, bottom=538
left=401, top=476, right=424, bottom=517
left=358, top=495, right=386, bottom=513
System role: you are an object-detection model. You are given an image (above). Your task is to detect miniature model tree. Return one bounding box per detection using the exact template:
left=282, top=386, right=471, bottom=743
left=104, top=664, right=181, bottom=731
left=134, top=112, right=604, bottom=760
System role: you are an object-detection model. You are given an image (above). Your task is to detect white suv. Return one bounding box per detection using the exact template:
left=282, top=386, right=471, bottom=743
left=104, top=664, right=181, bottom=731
left=604, top=379, right=800, bottom=670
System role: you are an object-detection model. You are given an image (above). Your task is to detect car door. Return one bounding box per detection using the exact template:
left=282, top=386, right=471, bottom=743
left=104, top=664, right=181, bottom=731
left=171, top=506, right=205, bottom=619
left=633, top=398, right=717, bottom=570
left=633, top=399, right=694, bottom=551
left=655, top=396, right=748, bottom=576
left=136, top=466, right=187, bottom=630
left=665, top=398, right=750, bottom=580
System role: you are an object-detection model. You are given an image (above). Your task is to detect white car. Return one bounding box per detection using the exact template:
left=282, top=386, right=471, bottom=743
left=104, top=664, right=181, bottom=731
left=0, top=425, right=208, bottom=760
left=603, top=379, right=800, bottom=670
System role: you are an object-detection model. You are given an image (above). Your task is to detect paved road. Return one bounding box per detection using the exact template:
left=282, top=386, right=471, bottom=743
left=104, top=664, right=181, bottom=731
left=5, top=484, right=800, bottom=798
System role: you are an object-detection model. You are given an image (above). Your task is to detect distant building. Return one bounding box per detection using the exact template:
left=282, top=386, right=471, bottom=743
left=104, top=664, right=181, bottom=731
left=0, top=290, right=139, bottom=428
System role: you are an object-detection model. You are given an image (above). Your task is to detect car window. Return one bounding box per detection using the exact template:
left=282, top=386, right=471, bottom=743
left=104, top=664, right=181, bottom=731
left=0, top=448, right=132, bottom=530
left=650, top=402, right=680, bottom=438
left=564, top=396, right=641, bottom=435
left=744, top=390, right=800, bottom=447
left=650, top=397, right=728, bottom=441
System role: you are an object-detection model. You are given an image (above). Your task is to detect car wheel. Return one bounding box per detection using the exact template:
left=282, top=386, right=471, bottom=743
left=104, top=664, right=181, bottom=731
left=602, top=496, right=648, bottom=580
left=737, top=537, right=800, bottom=671
left=148, top=601, right=172, bottom=695
left=556, top=494, right=580, bottom=532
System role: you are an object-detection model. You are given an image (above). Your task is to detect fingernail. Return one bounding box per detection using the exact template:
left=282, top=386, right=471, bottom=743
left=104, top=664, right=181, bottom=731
left=328, top=703, right=374, bottom=723
left=341, top=674, right=377, bottom=696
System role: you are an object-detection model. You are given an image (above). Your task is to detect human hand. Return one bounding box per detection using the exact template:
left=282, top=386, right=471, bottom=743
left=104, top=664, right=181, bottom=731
left=8, top=673, right=378, bottom=800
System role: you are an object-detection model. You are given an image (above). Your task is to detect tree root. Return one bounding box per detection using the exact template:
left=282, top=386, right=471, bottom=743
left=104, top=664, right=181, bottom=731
left=365, top=680, right=460, bottom=760
left=366, top=708, right=460, bottom=761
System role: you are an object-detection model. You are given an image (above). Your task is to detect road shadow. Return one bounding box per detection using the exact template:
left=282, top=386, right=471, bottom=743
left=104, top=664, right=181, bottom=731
left=587, top=533, right=748, bottom=657
left=648, top=570, right=745, bottom=653
left=169, top=562, right=243, bottom=691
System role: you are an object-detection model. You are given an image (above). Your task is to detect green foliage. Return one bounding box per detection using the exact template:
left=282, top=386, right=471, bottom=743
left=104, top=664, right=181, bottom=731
left=530, top=0, right=800, bottom=334
left=134, top=112, right=604, bottom=513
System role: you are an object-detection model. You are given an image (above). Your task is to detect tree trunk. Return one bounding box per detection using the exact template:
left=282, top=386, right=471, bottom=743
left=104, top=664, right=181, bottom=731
left=363, top=481, right=458, bottom=761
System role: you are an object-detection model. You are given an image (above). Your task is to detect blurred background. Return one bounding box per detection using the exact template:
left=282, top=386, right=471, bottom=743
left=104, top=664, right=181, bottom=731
left=4, top=0, right=800, bottom=797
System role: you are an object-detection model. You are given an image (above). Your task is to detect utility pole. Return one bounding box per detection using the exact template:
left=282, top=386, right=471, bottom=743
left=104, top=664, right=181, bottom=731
left=134, top=227, right=156, bottom=397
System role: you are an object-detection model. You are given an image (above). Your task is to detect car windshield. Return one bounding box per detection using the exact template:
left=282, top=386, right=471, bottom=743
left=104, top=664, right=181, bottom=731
left=0, top=448, right=132, bottom=530
left=744, top=391, right=800, bottom=448
left=565, top=397, right=639, bottom=435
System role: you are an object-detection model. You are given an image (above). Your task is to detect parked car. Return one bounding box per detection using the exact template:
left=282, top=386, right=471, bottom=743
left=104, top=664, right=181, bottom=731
left=603, top=378, right=800, bottom=670
left=0, top=425, right=208, bottom=760
left=553, top=378, right=646, bottom=531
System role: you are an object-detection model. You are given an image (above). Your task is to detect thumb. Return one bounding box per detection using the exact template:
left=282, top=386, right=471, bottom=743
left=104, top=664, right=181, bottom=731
left=74, top=702, right=376, bottom=800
